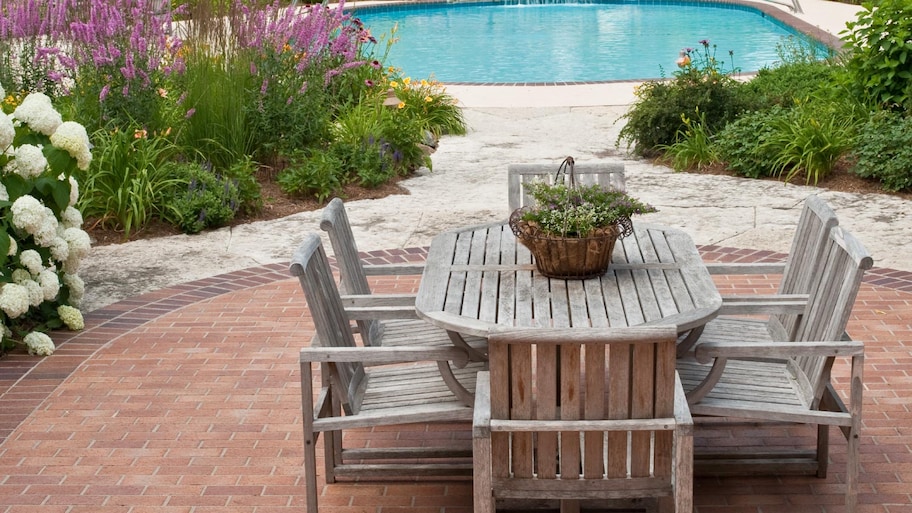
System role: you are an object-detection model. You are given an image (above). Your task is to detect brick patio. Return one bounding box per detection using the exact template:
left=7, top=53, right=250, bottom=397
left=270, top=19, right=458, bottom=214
left=0, top=245, right=910, bottom=513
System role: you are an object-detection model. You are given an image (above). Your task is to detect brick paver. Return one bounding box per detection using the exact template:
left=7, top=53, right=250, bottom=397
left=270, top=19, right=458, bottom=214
left=0, top=246, right=910, bottom=512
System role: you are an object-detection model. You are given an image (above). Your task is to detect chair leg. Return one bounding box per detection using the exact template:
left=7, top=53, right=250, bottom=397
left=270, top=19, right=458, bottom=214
left=473, top=436, right=494, bottom=513
left=301, top=362, right=320, bottom=513
left=816, top=423, right=830, bottom=478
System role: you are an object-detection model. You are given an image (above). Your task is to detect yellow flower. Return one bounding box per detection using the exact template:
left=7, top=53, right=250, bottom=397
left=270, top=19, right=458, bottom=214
left=424, top=95, right=433, bottom=102
left=403, top=77, right=411, bottom=85
left=283, top=43, right=291, bottom=52
left=134, top=129, right=147, bottom=139
left=388, top=66, right=396, bottom=73
left=397, top=101, right=405, bottom=109
left=421, top=79, right=429, bottom=87
left=390, top=81, right=399, bottom=88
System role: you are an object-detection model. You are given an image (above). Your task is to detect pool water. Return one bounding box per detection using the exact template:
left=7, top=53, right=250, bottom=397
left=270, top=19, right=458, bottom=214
left=353, top=1, right=823, bottom=83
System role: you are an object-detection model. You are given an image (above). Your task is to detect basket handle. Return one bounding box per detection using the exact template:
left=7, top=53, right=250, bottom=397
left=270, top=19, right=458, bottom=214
left=555, top=156, right=576, bottom=188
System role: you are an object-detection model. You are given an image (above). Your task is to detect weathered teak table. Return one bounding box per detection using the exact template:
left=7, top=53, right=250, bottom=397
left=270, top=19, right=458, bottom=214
left=415, top=221, right=722, bottom=350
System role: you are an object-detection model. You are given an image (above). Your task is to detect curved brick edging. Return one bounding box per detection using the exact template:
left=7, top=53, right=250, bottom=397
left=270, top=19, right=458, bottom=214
left=0, top=245, right=910, bottom=444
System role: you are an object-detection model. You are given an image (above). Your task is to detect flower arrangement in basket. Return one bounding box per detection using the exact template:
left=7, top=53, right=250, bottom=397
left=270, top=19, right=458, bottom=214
left=509, top=157, right=657, bottom=279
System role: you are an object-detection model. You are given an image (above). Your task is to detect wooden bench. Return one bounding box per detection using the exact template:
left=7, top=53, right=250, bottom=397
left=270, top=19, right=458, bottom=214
left=292, top=233, right=487, bottom=513
left=677, top=225, right=871, bottom=513
left=474, top=326, right=693, bottom=513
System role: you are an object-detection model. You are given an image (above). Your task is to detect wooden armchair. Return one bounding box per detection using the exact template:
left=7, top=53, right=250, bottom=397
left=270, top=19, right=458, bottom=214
left=320, top=197, right=486, bottom=358
left=677, top=225, right=871, bottom=513
left=507, top=161, right=626, bottom=211
left=474, top=326, right=693, bottom=513
left=292, top=233, right=487, bottom=513
left=677, top=194, right=840, bottom=356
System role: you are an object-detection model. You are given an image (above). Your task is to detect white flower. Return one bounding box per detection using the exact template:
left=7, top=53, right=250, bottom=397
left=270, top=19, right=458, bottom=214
left=11, top=195, right=46, bottom=234
left=68, top=176, right=79, bottom=206
left=39, top=269, right=60, bottom=301
left=32, top=207, right=59, bottom=248
left=61, top=206, right=83, bottom=229
left=13, top=93, right=62, bottom=136
left=19, top=249, right=43, bottom=275
left=0, top=283, right=30, bottom=318
left=24, top=279, right=43, bottom=307
left=57, top=304, right=84, bottom=330
left=24, top=331, right=55, bottom=356
left=0, top=113, right=14, bottom=150
left=11, top=269, right=31, bottom=283
left=63, top=228, right=91, bottom=272
left=0, top=182, right=8, bottom=201
left=6, top=234, right=16, bottom=256
left=50, top=121, right=91, bottom=170
left=49, top=235, right=69, bottom=263
left=5, top=144, right=48, bottom=178
left=62, top=273, right=84, bottom=306
left=0, top=83, right=5, bottom=100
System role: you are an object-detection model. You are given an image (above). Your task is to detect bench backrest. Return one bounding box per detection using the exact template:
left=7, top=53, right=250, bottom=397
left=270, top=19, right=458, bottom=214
left=507, top=162, right=626, bottom=211
left=320, top=198, right=384, bottom=346
left=768, top=195, right=840, bottom=340
left=486, top=326, right=678, bottom=492
left=794, top=225, right=872, bottom=405
left=290, top=233, right=365, bottom=414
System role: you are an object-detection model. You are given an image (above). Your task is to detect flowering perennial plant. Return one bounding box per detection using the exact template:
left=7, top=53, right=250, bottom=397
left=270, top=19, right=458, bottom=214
left=519, top=177, right=656, bottom=238
left=0, top=83, right=91, bottom=357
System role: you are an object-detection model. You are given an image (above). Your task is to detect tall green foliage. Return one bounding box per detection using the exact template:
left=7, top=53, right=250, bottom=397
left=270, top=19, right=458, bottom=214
left=842, top=0, right=912, bottom=111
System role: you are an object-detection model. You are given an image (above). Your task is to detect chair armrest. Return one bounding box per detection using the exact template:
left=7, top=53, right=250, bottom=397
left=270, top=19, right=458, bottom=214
left=340, top=294, right=419, bottom=320
left=718, top=294, right=808, bottom=315
left=300, top=345, right=470, bottom=367
left=363, top=263, right=425, bottom=276
left=703, top=262, right=786, bottom=275
left=340, top=293, right=417, bottom=307
left=695, top=339, right=864, bottom=364
left=473, top=371, right=492, bottom=439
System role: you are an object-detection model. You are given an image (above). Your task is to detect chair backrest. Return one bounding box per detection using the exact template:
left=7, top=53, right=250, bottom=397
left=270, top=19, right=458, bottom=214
left=486, top=326, right=678, bottom=493
left=507, top=162, right=626, bottom=211
left=290, top=233, right=365, bottom=413
left=320, top=197, right=384, bottom=346
left=768, top=194, right=840, bottom=340
left=793, top=225, right=872, bottom=404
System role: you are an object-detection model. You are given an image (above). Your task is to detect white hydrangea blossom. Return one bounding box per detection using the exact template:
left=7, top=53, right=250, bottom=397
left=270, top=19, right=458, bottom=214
left=49, top=235, right=69, bottom=263
left=11, top=195, right=45, bottom=234
left=0, top=283, right=30, bottom=318
left=0, top=113, right=14, bottom=150
left=11, top=268, right=31, bottom=283
left=32, top=206, right=59, bottom=248
left=19, top=249, right=43, bottom=275
left=57, top=305, right=84, bottom=330
left=24, top=332, right=55, bottom=356
left=39, top=269, right=60, bottom=301
left=50, top=121, right=92, bottom=170
left=24, top=279, right=43, bottom=307
left=61, top=206, right=83, bottom=229
left=67, top=176, right=79, bottom=206
left=62, top=273, right=84, bottom=306
left=5, top=144, right=48, bottom=178
left=6, top=234, right=16, bottom=256
left=13, top=93, right=62, bottom=136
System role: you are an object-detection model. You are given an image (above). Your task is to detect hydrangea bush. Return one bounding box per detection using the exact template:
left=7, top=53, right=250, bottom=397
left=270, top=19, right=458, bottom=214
left=0, top=84, right=91, bottom=356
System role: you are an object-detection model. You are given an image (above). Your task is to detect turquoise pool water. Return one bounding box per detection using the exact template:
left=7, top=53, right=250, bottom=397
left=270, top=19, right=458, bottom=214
left=353, top=1, right=823, bottom=83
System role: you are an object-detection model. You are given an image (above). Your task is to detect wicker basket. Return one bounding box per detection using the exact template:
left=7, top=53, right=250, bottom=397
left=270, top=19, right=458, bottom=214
left=509, top=208, right=622, bottom=279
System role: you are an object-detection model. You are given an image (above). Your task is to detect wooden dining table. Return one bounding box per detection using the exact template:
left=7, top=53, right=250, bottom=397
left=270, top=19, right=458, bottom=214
left=415, top=221, right=723, bottom=354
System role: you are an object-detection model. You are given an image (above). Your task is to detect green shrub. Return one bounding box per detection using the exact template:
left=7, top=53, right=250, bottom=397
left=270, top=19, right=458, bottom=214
left=744, top=60, right=842, bottom=107
left=277, top=149, right=345, bottom=202
left=715, top=107, right=787, bottom=178
left=164, top=162, right=243, bottom=234
left=78, top=125, right=185, bottom=238
left=762, top=101, right=856, bottom=185
left=618, top=49, right=750, bottom=156
left=842, top=0, right=912, bottom=111
left=852, top=111, right=912, bottom=192
left=658, top=110, right=719, bottom=171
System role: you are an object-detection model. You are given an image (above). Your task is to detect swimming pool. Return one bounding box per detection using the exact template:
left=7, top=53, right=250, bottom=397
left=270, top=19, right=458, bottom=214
left=353, top=1, right=828, bottom=83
